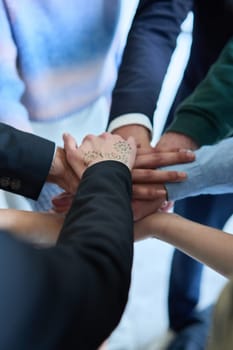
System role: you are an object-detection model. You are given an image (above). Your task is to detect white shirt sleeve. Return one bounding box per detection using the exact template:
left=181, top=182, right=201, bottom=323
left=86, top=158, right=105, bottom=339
left=108, top=113, right=153, bottom=136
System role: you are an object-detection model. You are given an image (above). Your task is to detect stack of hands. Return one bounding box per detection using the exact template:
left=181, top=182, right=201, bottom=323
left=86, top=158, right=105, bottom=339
left=51, top=132, right=195, bottom=216
left=0, top=128, right=196, bottom=245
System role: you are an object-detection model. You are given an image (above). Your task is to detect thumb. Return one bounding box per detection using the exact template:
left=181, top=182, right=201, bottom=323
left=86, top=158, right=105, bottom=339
left=127, top=136, right=137, bottom=168
left=63, top=133, right=78, bottom=152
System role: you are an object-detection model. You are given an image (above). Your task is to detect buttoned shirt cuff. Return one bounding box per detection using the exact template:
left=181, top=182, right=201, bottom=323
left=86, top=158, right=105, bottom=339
left=108, top=114, right=153, bottom=137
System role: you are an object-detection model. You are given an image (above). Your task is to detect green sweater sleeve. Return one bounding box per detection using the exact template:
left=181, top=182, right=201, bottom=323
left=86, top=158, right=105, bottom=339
left=166, top=37, right=233, bottom=146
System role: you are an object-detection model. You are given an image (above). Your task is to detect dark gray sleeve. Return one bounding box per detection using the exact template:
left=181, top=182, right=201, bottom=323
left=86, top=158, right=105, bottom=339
left=0, top=123, right=55, bottom=199
left=0, top=161, right=133, bottom=350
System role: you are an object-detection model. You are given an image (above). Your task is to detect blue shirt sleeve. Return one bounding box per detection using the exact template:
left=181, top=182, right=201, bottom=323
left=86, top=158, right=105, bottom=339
left=163, top=137, right=233, bottom=201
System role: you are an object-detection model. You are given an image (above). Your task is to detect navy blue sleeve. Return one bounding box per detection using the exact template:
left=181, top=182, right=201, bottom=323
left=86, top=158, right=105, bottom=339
left=109, top=0, right=192, bottom=125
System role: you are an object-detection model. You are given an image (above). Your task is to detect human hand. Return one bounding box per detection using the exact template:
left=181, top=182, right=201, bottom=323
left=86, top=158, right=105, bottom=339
left=52, top=191, right=74, bottom=214
left=63, top=132, right=137, bottom=178
left=155, top=132, right=198, bottom=152
left=112, top=124, right=152, bottom=149
left=47, top=147, right=79, bottom=193
left=52, top=130, right=137, bottom=213
left=132, top=148, right=195, bottom=201
left=51, top=188, right=169, bottom=218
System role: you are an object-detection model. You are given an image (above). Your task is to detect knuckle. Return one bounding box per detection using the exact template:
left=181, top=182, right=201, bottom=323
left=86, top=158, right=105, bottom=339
left=178, top=153, right=187, bottom=161
left=83, top=134, right=95, bottom=142
left=100, top=132, right=109, bottom=139
left=167, top=171, right=178, bottom=181
left=145, top=186, right=157, bottom=199
left=67, top=149, right=79, bottom=162
left=144, top=169, right=156, bottom=180
left=153, top=154, right=162, bottom=163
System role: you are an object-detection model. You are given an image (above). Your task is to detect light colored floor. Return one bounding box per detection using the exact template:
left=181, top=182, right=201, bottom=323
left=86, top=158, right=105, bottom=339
left=108, top=14, right=230, bottom=350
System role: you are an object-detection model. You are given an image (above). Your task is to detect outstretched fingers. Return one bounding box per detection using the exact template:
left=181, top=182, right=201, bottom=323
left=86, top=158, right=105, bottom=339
left=134, top=150, right=195, bottom=169
left=132, top=168, right=187, bottom=184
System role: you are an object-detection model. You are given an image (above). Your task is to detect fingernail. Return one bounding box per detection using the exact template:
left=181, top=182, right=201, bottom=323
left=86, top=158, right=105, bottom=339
left=157, top=189, right=167, bottom=195
left=179, top=149, right=194, bottom=153
left=178, top=172, right=187, bottom=178
left=161, top=200, right=168, bottom=208
left=53, top=192, right=71, bottom=199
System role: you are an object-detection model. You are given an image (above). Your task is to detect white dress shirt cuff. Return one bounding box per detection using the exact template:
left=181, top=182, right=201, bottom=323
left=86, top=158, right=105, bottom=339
left=108, top=114, right=153, bottom=136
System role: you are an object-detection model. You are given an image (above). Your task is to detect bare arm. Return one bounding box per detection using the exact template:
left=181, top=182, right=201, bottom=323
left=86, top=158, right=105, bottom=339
left=135, top=212, right=233, bottom=278
left=0, top=209, right=63, bottom=246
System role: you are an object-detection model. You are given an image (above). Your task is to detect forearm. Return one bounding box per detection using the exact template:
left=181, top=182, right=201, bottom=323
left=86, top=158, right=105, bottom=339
left=0, top=123, right=55, bottom=199
left=109, top=0, right=191, bottom=126
left=0, top=209, right=63, bottom=245
left=163, top=137, right=233, bottom=201
left=135, top=213, right=233, bottom=277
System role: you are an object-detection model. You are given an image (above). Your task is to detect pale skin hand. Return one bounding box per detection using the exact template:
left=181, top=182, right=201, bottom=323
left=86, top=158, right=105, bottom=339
left=0, top=133, right=136, bottom=245
left=134, top=212, right=233, bottom=278
left=52, top=132, right=137, bottom=213
left=47, top=146, right=80, bottom=193
left=0, top=133, right=137, bottom=247
left=63, top=132, right=137, bottom=178
left=132, top=148, right=195, bottom=200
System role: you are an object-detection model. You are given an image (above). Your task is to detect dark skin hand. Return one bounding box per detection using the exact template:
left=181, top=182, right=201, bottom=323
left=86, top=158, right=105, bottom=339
left=112, top=124, right=195, bottom=200
left=132, top=148, right=195, bottom=201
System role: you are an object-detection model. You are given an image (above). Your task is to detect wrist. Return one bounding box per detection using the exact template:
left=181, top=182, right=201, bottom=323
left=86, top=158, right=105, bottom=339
left=156, top=132, right=198, bottom=152
left=0, top=209, right=18, bottom=232
left=47, top=147, right=59, bottom=184
left=47, top=147, right=65, bottom=186
left=166, top=132, right=198, bottom=150
left=112, top=125, right=151, bottom=148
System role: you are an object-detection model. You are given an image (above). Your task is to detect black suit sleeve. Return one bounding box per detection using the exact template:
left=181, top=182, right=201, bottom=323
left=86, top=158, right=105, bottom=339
left=0, top=123, right=55, bottom=199
left=0, top=161, right=133, bottom=350
left=109, top=0, right=192, bottom=125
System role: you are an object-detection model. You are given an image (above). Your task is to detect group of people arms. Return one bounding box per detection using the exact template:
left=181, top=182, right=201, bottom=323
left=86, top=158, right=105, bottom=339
left=0, top=0, right=233, bottom=349
left=1, top=44, right=233, bottom=346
